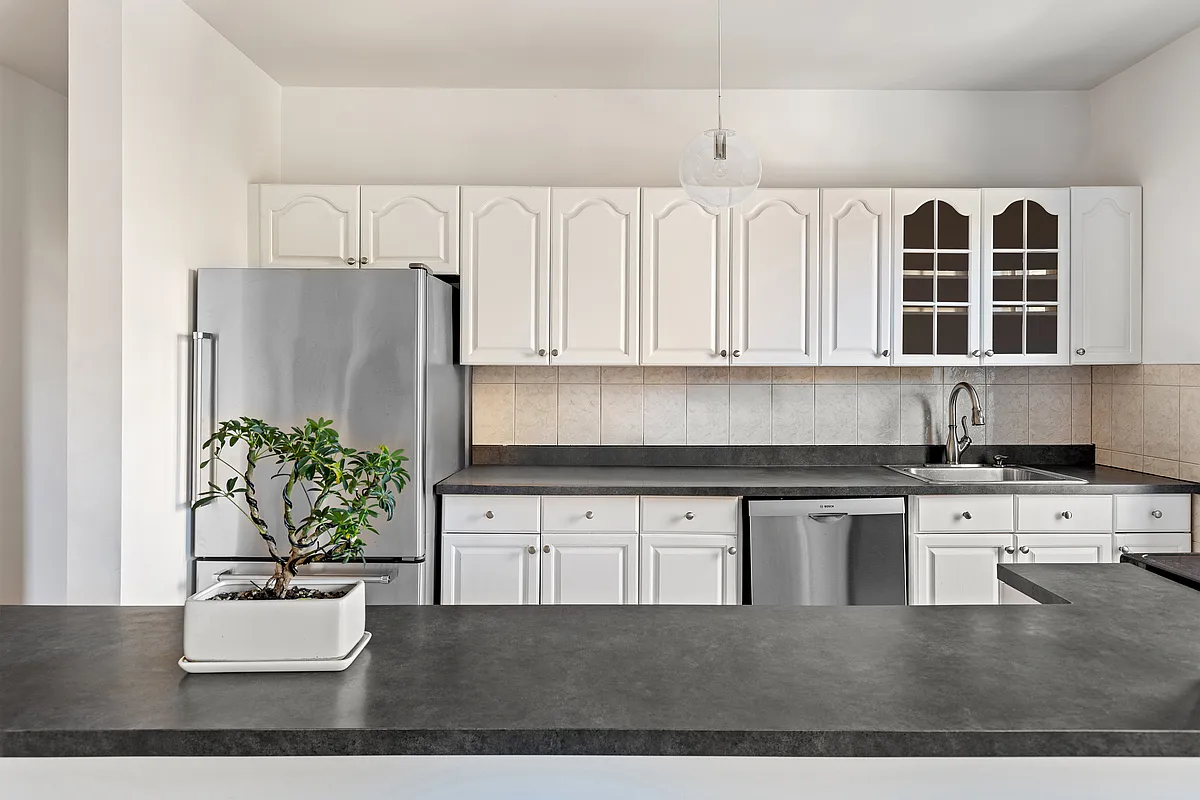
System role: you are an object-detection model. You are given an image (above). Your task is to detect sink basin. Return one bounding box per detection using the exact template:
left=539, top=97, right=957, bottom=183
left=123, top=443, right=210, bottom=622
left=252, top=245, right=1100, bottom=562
left=885, top=464, right=1087, bottom=484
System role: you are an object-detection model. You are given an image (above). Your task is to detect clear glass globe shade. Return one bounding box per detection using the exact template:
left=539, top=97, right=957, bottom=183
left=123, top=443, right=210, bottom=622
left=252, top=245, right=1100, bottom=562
left=678, top=128, right=762, bottom=211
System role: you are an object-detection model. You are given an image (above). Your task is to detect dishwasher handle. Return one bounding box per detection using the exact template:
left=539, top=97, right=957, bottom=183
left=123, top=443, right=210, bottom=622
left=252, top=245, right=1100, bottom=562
left=807, top=513, right=849, bottom=523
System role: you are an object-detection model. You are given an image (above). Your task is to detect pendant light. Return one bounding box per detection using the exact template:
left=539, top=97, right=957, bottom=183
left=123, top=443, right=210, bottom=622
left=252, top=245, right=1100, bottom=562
left=678, top=0, right=761, bottom=211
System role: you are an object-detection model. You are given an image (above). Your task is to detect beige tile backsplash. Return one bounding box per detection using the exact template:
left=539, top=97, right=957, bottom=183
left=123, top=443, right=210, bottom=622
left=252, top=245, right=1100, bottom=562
left=472, top=365, right=1093, bottom=449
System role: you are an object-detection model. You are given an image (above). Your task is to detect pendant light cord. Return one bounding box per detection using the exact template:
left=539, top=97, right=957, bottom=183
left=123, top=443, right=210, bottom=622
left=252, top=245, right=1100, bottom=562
left=716, top=0, right=723, bottom=131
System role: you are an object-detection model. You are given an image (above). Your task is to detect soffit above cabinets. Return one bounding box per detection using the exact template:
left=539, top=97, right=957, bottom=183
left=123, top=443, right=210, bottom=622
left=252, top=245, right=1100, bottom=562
left=183, top=0, right=1200, bottom=91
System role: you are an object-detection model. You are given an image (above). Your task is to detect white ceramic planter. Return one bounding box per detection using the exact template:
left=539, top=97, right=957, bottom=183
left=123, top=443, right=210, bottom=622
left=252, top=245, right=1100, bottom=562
left=183, top=580, right=366, bottom=662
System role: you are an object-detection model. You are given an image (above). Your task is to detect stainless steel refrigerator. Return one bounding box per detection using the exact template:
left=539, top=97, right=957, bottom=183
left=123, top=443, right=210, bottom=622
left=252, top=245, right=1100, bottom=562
left=190, top=268, right=466, bottom=604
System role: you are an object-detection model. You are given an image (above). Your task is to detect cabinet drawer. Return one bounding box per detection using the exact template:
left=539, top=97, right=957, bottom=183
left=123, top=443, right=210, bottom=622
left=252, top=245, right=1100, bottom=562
left=913, top=495, right=1014, bottom=533
left=1114, top=495, right=1191, bottom=532
left=443, top=495, right=541, bottom=532
left=1113, top=532, right=1192, bottom=561
left=1016, top=495, right=1113, bottom=532
left=542, top=496, right=639, bottom=533
left=641, top=497, right=738, bottom=533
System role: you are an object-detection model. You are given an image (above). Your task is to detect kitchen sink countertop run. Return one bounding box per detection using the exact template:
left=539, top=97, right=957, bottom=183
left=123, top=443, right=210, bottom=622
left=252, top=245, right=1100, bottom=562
left=4, top=563, right=1200, bottom=758
left=435, top=464, right=1199, bottom=496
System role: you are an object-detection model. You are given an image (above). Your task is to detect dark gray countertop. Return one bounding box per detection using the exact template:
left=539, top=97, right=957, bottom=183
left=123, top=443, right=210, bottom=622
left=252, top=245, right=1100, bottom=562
left=436, top=464, right=1199, bottom=496
left=4, top=563, right=1200, bottom=758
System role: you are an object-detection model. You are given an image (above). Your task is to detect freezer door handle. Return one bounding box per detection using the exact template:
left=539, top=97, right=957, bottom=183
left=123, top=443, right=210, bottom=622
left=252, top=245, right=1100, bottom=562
left=190, top=331, right=215, bottom=508
left=807, top=513, right=849, bottom=523
left=213, top=568, right=394, bottom=584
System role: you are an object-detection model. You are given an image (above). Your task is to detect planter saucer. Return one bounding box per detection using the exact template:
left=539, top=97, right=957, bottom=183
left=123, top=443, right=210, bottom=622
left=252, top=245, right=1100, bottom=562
left=178, top=631, right=371, bottom=674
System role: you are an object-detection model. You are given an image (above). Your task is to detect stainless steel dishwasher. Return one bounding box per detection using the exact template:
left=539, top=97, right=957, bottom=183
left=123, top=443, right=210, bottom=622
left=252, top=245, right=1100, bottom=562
left=748, top=498, right=907, bottom=605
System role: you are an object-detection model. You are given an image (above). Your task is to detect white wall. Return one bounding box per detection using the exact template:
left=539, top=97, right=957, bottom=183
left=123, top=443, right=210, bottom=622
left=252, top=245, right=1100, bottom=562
left=281, top=88, right=1091, bottom=188
left=1089, top=26, right=1200, bottom=365
left=66, top=0, right=281, bottom=605
left=0, top=66, right=67, bottom=604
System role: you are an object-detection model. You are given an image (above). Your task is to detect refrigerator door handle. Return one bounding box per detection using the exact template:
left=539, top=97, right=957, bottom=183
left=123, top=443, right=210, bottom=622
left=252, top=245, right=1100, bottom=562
left=190, top=331, right=215, bottom=508
left=213, top=568, right=395, bottom=585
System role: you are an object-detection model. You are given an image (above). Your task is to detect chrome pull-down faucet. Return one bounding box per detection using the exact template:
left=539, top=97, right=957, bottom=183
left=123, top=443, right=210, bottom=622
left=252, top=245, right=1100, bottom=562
left=945, top=382, right=986, bottom=465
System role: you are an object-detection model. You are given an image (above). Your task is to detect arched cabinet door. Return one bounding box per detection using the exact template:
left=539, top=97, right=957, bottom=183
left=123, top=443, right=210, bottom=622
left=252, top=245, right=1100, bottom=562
left=892, top=190, right=981, bottom=366
left=981, top=189, right=1071, bottom=365
left=359, top=185, right=459, bottom=274
left=1070, top=187, right=1142, bottom=365
left=730, top=189, right=820, bottom=366
left=640, top=189, right=729, bottom=365
left=460, top=187, right=551, bottom=365
left=258, top=185, right=360, bottom=268
left=821, top=189, right=893, bottom=366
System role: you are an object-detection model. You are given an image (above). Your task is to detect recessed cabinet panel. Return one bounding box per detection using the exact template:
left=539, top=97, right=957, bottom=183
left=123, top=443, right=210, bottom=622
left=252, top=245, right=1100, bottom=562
left=641, top=189, right=728, bottom=365
left=359, top=185, right=459, bottom=273
left=551, top=188, right=640, bottom=365
left=461, top=187, right=551, bottom=365
left=893, top=190, right=981, bottom=365
left=640, top=533, right=738, bottom=605
left=911, top=533, right=1014, bottom=605
left=541, top=533, right=639, bottom=605
left=259, top=185, right=360, bottom=268
left=441, top=533, right=540, bottom=605
left=820, top=190, right=893, bottom=365
left=730, top=190, right=820, bottom=365
left=982, top=190, right=1070, bottom=365
left=1071, top=187, right=1142, bottom=365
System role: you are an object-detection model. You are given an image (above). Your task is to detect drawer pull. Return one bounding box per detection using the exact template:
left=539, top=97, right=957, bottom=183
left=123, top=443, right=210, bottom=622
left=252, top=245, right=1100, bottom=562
left=1151, top=509, right=1163, bottom=519
left=485, top=510, right=495, bottom=519
left=585, top=511, right=594, bottom=519
left=961, top=511, right=972, bottom=520
left=526, top=545, right=536, bottom=555
left=1019, top=545, right=1030, bottom=554
left=1061, top=511, right=1073, bottom=520
left=685, top=512, right=695, bottom=520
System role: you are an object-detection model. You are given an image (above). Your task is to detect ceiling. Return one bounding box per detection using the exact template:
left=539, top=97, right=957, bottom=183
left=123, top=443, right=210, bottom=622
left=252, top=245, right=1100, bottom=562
left=182, top=0, right=1200, bottom=91
left=0, top=0, right=67, bottom=94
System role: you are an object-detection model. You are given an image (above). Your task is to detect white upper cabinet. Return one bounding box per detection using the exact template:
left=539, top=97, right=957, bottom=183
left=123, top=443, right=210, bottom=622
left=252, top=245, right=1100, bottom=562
left=981, top=189, right=1071, bottom=365
left=820, top=189, right=893, bottom=366
left=730, top=189, right=820, bottom=365
left=892, top=190, right=982, bottom=366
left=550, top=188, right=640, bottom=365
left=460, top=187, right=551, bottom=365
left=540, top=532, right=639, bottom=605
left=641, top=189, right=729, bottom=365
left=359, top=185, right=459, bottom=274
left=1070, top=187, right=1143, bottom=365
left=257, top=185, right=361, bottom=268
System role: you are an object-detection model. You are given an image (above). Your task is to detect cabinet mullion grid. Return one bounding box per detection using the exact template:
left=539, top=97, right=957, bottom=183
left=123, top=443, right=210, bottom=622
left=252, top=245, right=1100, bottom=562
left=991, top=200, right=1060, bottom=357
left=903, top=201, right=970, bottom=357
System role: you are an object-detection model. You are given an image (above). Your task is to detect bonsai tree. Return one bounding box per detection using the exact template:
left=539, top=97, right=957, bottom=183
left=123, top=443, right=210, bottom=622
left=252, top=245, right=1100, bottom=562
left=192, top=417, right=409, bottom=598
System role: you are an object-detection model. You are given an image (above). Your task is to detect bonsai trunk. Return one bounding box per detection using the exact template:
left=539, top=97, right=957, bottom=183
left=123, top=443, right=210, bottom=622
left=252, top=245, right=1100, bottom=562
left=268, top=559, right=298, bottom=598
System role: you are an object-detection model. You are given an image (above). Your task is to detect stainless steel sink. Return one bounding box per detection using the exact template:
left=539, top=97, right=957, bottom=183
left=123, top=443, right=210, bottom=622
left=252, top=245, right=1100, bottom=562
left=884, top=464, right=1087, bottom=484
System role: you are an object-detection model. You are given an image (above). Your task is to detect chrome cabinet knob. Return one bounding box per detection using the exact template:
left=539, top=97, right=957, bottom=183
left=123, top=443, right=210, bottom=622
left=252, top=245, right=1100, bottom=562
left=1152, top=510, right=1163, bottom=519
left=719, top=350, right=728, bottom=358
left=1004, top=546, right=1016, bottom=554
left=1119, top=545, right=1131, bottom=554
left=543, top=544, right=551, bottom=553
left=962, top=511, right=973, bottom=520
left=685, top=512, right=695, bottom=520
left=526, top=545, right=536, bottom=555
left=346, top=257, right=357, bottom=265
left=1061, top=511, right=1073, bottom=520
left=485, top=510, right=494, bottom=519
left=732, top=350, right=742, bottom=358
left=1019, top=546, right=1030, bottom=554
left=727, top=546, right=737, bottom=555
left=970, top=349, right=981, bottom=357
left=584, top=511, right=594, bottom=519
left=551, top=349, right=559, bottom=357
left=538, top=348, right=547, bottom=357
left=984, top=349, right=995, bottom=357
left=1076, top=348, right=1086, bottom=356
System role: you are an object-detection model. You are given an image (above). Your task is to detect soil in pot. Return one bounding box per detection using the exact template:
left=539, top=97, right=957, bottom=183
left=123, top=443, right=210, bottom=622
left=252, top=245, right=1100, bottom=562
left=210, top=586, right=350, bottom=601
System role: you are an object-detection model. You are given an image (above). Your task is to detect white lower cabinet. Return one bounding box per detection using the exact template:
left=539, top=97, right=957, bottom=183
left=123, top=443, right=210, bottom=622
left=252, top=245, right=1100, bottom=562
left=540, top=532, right=639, bottom=605
left=1112, top=532, right=1192, bottom=561
left=640, top=533, right=739, bottom=605
left=1014, top=532, right=1112, bottom=564
left=441, top=533, right=540, bottom=605
left=911, top=533, right=1014, bottom=605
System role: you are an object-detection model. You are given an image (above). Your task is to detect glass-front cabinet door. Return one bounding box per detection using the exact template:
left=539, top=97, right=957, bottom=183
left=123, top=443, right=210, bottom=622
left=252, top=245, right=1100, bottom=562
left=982, top=190, right=1071, bottom=365
left=892, top=190, right=981, bottom=366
